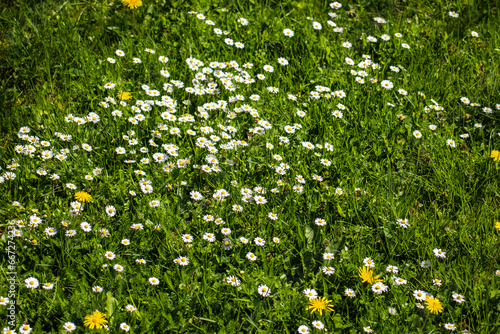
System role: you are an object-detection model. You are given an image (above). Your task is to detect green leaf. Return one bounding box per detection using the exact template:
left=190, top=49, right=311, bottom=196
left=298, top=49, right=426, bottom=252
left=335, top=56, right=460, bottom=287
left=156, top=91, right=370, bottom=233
left=337, top=203, right=346, bottom=217
left=106, top=291, right=119, bottom=325
left=305, top=226, right=314, bottom=248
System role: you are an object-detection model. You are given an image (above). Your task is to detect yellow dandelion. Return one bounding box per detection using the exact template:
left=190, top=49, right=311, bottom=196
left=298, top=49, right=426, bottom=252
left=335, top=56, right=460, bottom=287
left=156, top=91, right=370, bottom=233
left=118, top=91, right=131, bottom=100
left=83, top=310, right=108, bottom=329
left=74, top=191, right=93, bottom=203
left=306, top=297, right=334, bottom=316
left=358, top=266, right=382, bottom=284
left=490, top=150, right=500, bottom=161
left=122, top=0, right=142, bottom=9
left=425, top=296, right=443, bottom=314
left=495, top=222, right=500, bottom=231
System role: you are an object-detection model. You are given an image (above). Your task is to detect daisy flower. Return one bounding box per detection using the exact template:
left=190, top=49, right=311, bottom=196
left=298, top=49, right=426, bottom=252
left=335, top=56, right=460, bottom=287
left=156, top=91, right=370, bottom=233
left=258, top=284, right=271, bottom=297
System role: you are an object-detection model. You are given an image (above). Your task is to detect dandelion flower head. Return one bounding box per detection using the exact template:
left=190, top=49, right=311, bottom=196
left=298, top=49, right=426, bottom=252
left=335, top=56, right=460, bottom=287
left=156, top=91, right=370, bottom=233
left=84, top=310, right=108, bottom=329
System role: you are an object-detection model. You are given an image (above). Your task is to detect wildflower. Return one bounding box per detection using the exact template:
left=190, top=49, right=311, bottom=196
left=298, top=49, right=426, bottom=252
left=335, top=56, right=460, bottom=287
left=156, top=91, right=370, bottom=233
left=44, top=227, right=57, bottom=237
left=421, top=260, right=431, bottom=268
left=413, top=290, right=427, bottom=301
left=254, top=237, right=265, bottom=246
left=344, top=288, right=356, bottom=298
left=149, top=277, right=160, bottom=285
left=358, top=267, right=381, bottom=284
left=190, top=191, right=203, bottom=200
left=258, top=284, right=271, bottom=297
left=84, top=310, right=108, bottom=330
left=395, top=218, right=410, bottom=229
left=312, top=21, right=322, bottom=30
left=277, top=57, right=289, bottom=66
left=449, top=11, right=459, bottom=18
left=19, top=324, right=32, bottom=334
left=297, top=325, right=310, bottom=334
left=118, top=91, right=131, bottom=100
left=203, top=233, right=216, bottom=242
left=105, top=205, right=116, bottom=217
left=120, top=323, right=130, bottom=332
left=125, top=305, right=136, bottom=312
left=283, top=28, right=294, bottom=37
left=246, top=252, right=257, bottom=261
left=444, top=323, right=456, bottom=331
left=268, top=212, right=278, bottom=220
left=323, top=253, right=335, bottom=261
left=363, top=326, right=373, bottom=333
left=311, top=320, right=325, bottom=330
left=116, top=147, right=126, bottom=154
left=386, top=265, right=398, bottom=273
left=490, top=150, right=500, bottom=161
left=122, top=0, right=142, bottom=9
left=254, top=195, right=267, bottom=204
left=322, top=266, right=336, bottom=275
left=433, top=248, right=446, bottom=258
left=80, top=222, right=92, bottom=232
left=446, top=139, right=456, bottom=148
left=413, top=130, right=422, bottom=138
left=113, top=264, right=124, bottom=272
left=25, top=277, right=39, bottom=289
left=432, top=278, right=442, bottom=286
left=174, top=256, right=189, bottom=266
left=381, top=80, right=394, bottom=89
left=131, top=223, right=143, bottom=230
left=371, top=282, right=388, bottom=294
left=63, top=322, right=76, bottom=332
left=425, top=296, right=443, bottom=314
left=452, top=293, right=465, bottom=303
left=306, top=297, right=334, bottom=316
left=303, top=288, right=318, bottom=300
left=223, top=238, right=233, bottom=250
left=92, top=286, right=103, bottom=293
left=238, top=18, right=249, bottom=25
left=149, top=200, right=160, bottom=207
left=393, top=277, right=407, bottom=286
left=226, top=275, right=241, bottom=286
left=363, top=257, right=375, bottom=267
left=100, top=229, right=110, bottom=237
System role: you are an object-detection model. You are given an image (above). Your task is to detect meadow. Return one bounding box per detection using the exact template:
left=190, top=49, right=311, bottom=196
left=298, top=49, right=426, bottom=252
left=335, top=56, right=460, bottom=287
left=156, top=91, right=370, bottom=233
left=1, top=0, right=500, bottom=332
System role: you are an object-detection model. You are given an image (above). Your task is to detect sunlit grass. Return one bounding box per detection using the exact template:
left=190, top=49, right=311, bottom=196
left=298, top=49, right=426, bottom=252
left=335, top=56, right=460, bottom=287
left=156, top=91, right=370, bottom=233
left=0, top=0, right=500, bottom=332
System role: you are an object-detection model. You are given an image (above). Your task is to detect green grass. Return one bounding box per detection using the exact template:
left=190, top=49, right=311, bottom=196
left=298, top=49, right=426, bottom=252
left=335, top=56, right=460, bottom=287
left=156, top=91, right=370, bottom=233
left=1, top=0, right=500, bottom=332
